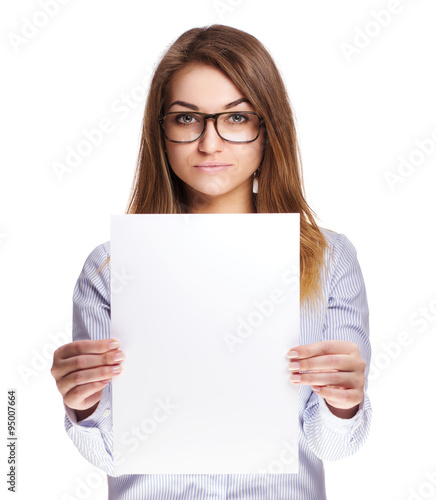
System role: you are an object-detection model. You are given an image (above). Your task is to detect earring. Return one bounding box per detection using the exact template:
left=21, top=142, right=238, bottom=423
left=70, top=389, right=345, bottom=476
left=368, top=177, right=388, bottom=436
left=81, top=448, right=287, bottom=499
left=252, top=170, right=259, bottom=194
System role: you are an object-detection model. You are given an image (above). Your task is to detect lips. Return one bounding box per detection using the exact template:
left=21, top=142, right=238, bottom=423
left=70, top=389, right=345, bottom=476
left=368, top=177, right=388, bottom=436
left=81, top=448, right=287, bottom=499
left=193, top=162, right=232, bottom=173
left=194, top=162, right=232, bottom=167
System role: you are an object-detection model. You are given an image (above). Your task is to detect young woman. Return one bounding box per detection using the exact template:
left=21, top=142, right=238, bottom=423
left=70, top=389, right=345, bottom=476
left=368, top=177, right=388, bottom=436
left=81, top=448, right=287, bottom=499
left=51, top=24, right=371, bottom=499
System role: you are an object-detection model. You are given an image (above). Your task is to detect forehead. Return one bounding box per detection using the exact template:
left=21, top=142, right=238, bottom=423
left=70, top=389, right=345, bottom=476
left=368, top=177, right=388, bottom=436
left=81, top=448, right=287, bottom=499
left=166, top=64, right=253, bottom=112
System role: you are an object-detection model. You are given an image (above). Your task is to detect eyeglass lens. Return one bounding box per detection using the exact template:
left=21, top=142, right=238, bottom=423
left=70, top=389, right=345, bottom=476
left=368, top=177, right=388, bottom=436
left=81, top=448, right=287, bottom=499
left=163, top=112, right=260, bottom=142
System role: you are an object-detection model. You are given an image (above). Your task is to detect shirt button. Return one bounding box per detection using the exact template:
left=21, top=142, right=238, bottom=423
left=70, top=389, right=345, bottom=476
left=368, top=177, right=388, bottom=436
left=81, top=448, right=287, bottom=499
left=103, top=409, right=111, bottom=418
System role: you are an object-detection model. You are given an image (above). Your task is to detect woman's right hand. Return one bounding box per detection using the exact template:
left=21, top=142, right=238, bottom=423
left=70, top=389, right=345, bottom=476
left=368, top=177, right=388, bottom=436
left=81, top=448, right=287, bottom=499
left=51, top=339, right=125, bottom=419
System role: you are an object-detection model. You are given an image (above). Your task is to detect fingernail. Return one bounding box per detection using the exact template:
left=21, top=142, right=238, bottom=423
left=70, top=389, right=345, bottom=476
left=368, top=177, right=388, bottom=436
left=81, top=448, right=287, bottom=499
left=290, top=374, right=301, bottom=382
left=109, top=340, right=120, bottom=349
left=313, top=386, right=321, bottom=393
left=288, top=362, right=300, bottom=371
left=112, top=365, right=122, bottom=374
left=113, top=351, right=125, bottom=362
left=287, top=351, right=299, bottom=359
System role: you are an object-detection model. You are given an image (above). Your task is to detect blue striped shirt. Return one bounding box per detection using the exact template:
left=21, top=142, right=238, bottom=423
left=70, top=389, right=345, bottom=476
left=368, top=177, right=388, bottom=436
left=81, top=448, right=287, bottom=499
left=64, top=227, right=372, bottom=499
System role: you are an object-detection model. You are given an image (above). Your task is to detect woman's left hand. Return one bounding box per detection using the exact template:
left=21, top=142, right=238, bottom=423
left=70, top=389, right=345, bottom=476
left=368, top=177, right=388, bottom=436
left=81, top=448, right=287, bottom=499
left=287, top=340, right=366, bottom=418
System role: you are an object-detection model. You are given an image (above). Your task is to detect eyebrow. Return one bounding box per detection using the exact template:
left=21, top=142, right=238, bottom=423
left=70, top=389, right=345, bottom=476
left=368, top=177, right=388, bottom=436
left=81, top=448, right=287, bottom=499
left=168, top=97, right=251, bottom=111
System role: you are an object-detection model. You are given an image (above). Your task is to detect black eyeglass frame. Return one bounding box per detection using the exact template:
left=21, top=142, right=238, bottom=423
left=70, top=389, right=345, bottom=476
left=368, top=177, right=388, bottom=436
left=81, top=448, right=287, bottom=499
left=159, top=111, right=264, bottom=144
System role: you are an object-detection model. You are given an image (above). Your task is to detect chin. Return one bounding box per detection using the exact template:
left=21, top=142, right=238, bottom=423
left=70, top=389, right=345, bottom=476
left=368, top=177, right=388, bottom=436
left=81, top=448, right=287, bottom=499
left=190, top=178, right=236, bottom=196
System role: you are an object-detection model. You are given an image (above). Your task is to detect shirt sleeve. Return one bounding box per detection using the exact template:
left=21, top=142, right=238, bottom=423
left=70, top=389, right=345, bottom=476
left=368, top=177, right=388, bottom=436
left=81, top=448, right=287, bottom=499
left=63, top=243, right=119, bottom=476
left=302, top=232, right=372, bottom=461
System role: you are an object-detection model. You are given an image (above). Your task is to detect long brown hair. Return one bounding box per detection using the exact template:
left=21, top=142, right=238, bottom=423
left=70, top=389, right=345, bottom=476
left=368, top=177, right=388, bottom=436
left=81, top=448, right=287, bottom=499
left=99, top=24, right=328, bottom=304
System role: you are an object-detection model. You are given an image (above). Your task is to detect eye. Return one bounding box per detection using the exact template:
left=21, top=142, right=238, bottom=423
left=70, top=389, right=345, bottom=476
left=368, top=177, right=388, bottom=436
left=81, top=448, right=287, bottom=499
left=227, top=113, right=249, bottom=124
left=175, top=113, right=200, bottom=125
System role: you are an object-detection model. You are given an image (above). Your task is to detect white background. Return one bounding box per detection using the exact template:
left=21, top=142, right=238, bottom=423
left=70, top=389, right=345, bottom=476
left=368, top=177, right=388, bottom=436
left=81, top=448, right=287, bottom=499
left=1, top=0, right=435, bottom=499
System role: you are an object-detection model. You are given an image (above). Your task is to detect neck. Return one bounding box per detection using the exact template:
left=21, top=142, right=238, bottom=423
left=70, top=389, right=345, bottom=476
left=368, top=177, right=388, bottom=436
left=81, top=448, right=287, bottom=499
left=184, top=184, right=257, bottom=214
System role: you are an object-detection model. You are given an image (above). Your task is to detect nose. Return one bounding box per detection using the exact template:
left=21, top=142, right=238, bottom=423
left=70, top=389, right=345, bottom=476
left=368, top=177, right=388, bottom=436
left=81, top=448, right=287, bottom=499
left=198, top=118, right=224, bottom=153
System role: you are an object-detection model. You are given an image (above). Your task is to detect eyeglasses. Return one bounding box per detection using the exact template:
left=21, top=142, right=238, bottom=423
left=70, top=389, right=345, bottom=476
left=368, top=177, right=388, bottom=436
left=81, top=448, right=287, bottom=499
left=159, top=111, right=264, bottom=144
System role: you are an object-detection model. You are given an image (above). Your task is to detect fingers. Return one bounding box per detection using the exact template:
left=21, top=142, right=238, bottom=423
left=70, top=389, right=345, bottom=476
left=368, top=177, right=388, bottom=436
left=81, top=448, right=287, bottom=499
left=55, top=338, right=120, bottom=362
left=288, top=370, right=362, bottom=389
left=51, top=338, right=125, bottom=412
left=51, top=338, right=123, bottom=381
left=57, top=349, right=125, bottom=379
left=286, top=340, right=366, bottom=412
left=288, top=354, right=355, bottom=373
left=57, top=363, right=124, bottom=397
left=287, top=340, right=356, bottom=360
left=286, top=340, right=366, bottom=377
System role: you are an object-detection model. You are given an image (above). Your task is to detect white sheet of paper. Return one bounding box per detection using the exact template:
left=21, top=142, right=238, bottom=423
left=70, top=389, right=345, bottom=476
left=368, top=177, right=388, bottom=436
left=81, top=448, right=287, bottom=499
left=110, top=213, right=300, bottom=474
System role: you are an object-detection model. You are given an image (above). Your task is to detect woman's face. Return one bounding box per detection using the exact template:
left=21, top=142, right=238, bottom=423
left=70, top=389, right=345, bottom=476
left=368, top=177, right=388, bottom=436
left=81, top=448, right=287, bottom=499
left=163, top=64, right=264, bottom=213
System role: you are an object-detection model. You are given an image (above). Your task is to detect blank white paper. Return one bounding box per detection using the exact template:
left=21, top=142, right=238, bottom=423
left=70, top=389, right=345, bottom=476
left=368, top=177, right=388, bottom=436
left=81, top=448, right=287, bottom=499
left=110, top=213, right=300, bottom=474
